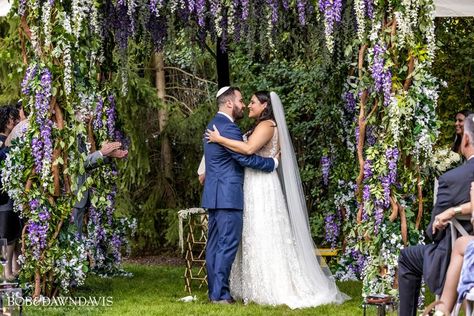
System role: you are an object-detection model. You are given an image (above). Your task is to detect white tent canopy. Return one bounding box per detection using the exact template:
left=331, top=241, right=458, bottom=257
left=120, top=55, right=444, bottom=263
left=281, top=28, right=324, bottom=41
left=0, top=0, right=12, bottom=17
left=0, top=0, right=473, bottom=18
left=435, top=0, right=474, bottom=17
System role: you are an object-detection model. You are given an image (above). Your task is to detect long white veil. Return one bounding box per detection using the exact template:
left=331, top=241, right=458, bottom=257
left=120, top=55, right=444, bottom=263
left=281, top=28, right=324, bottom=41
left=271, top=92, right=349, bottom=303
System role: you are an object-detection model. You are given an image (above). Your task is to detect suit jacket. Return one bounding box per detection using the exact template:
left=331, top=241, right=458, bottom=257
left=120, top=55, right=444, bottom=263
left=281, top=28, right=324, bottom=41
left=424, top=158, right=474, bottom=294
left=73, top=137, right=109, bottom=209
left=201, top=113, right=275, bottom=210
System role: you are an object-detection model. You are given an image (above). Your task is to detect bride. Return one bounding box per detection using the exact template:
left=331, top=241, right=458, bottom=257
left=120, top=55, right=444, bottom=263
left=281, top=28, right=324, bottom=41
left=206, top=91, right=348, bottom=309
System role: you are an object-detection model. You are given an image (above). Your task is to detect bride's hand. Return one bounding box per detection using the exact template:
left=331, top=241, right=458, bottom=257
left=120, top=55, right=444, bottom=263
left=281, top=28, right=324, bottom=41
left=206, top=125, right=221, bottom=143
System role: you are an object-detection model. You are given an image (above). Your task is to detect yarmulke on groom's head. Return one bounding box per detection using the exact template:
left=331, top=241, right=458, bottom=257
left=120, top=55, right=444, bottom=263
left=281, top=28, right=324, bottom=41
left=216, top=86, right=231, bottom=98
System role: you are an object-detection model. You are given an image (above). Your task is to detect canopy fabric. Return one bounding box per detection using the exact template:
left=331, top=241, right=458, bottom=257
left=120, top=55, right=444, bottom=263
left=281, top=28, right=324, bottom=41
left=435, top=0, right=474, bottom=17
left=0, top=0, right=12, bottom=17
left=0, top=1, right=473, bottom=19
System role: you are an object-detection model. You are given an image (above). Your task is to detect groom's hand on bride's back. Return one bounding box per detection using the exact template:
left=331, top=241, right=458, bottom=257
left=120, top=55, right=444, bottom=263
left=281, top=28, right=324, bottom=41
left=275, top=151, right=281, bottom=163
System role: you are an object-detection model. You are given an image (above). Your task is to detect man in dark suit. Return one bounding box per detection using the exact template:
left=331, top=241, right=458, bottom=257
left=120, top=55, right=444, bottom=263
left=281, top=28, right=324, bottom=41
left=202, top=86, right=277, bottom=304
left=398, top=114, right=474, bottom=315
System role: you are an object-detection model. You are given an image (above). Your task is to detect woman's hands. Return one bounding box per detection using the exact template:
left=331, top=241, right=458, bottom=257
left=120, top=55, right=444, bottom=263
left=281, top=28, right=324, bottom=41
left=205, top=125, right=222, bottom=143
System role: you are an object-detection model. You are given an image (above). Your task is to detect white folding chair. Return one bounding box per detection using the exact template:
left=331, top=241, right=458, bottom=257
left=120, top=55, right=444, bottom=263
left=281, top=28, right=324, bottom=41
left=450, top=214, right=473, bottom=316
left=449, top=214, right=471, bottom=245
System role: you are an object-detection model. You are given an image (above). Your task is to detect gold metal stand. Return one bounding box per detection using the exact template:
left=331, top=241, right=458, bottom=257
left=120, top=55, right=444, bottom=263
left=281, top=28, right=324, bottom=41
left=179, top=208, right=208, bottom=294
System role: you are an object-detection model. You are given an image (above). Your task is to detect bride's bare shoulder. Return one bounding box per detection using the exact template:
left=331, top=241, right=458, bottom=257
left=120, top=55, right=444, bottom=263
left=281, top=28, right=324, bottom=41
left=257, top=120, right=277, bottom=128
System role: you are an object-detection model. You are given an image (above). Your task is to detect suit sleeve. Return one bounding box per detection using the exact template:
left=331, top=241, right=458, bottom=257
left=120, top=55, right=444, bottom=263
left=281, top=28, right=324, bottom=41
left=427, top=175, right=452, bottom=241
left=221, top=124, right=275, bottom=173
left=84, top=151, right=110, bottom=170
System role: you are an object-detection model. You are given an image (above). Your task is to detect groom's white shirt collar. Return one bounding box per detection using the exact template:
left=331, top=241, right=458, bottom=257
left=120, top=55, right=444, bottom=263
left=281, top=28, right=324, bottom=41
left=218, top=111, right=234, bottom=122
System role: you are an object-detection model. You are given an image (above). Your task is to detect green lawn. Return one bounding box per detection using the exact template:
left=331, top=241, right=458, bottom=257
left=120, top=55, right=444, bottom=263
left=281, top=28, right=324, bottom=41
left=22, top=263, right=401, bottom=316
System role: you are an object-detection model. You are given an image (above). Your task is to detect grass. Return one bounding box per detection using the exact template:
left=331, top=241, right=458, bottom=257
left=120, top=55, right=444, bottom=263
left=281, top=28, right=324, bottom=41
left=20, top=263, right=402, bottom=316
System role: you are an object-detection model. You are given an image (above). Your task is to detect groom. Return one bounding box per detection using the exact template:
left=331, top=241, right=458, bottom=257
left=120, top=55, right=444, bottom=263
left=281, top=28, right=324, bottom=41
left=202, top=86, right=277, bottom=304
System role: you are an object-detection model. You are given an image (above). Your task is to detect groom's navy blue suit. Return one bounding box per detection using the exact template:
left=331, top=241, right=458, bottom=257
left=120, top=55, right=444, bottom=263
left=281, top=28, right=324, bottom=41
left=202, top=113, right=275, bottom=301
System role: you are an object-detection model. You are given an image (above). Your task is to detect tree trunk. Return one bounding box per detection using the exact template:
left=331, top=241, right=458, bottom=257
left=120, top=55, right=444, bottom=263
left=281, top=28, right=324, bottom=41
left=154, top=52, right=173, bottom=179
left=216, top=38, right=230, bottom=88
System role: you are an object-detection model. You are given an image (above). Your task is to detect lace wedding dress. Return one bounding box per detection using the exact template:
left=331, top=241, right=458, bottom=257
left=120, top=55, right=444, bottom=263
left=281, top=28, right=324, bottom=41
left=229, top=124, right=347, bottom=309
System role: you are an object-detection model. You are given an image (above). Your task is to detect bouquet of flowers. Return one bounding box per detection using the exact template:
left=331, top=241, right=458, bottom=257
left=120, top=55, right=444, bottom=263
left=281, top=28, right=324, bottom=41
left=430, top=147, right=462, bottom=177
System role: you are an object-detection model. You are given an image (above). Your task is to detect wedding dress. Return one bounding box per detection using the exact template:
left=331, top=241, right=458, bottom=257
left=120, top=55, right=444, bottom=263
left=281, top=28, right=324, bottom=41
left=229, top=93, right=348, bottom=309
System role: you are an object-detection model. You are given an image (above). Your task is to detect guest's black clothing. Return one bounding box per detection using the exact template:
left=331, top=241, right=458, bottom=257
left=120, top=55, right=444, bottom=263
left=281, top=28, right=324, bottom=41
left=0, top=134, right=21, bottom=244
left=398, top=158, right=474, bottom=316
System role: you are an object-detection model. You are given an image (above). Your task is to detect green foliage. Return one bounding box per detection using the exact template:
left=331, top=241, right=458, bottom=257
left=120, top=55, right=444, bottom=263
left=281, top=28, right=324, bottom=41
left=114, top=39, right=217, bottom=253
left=0, top=16, right=23, bottom=104
left=26, top=263, right=375, bottom=316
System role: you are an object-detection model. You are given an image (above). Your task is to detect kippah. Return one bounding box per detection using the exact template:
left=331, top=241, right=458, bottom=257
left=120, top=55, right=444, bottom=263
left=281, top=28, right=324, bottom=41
left=216, top=86, right=231, bottom=98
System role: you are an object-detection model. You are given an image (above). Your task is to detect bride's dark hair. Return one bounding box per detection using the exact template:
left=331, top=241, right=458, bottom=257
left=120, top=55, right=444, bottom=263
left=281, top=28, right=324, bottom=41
left=247, top=90, right=276, bottom=137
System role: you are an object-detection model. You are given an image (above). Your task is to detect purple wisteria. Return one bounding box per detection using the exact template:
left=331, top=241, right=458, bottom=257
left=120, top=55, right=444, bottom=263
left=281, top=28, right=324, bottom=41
left=386, top=147, right=399, bottom=184
left=378, top=147, right=399, bottom=207
left=366, top=126, right=376, bottom=146
left=363, top=159, right=373, bottom=179
left=196, top=0, right=206, bottom=26
left=267, top=0, right=279, bottom=25
left=373, top=205, right=384, bottom=234
left=347, top=248, right=366, bottom=277
left=106, top=95, right=117, bottom=139
left=27, top=199, right=50, bottom=259
left=93, top=97, right=104, bottom=130
left=149, top=0, right=160, bottom=16
left=344, top=92, right=356, bottom=113
left=321, top=155, right=331, bottom=186
left=111, top=234, right=122, bottom=262
left=87, top=206, right=106, bottom=266
left=319, top=0, right=343, bottom=34
left=297, top=0, right=307, bottom=25
left=241, top=0, right=250, bottom=19
left=30, top=68, right=53, bottom=176
left=21, top=64, right=38, bottom=95
left=18, top=0, right=27, bottom=16
left=106, top=191, right=116, bottom=226
left=324, top=212, right=340, bottom=248
left=370, top=43, right=392, bottom=106
left=365, top=0, right=374, bottom=19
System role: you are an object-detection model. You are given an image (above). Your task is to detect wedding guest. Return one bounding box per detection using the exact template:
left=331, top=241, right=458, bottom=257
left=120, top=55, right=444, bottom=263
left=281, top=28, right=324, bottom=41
left=452, top=109, right=472, bottom=154
left=398, top=114, right=474, bottom=316
left=72, top=110, right=128, bottom=238
left=5, top=100, right=29, bottom=146
left=0, top=105, right=21, bottom=281
left=423, top=183, right=474, bottom=315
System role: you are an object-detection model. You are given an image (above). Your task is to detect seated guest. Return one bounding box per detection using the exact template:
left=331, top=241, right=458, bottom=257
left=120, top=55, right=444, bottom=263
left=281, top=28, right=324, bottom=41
left=398, top=114, right=474, bottom=316
left=452, top=110, right=473, bottom=154
left=423, top=183, right=474, bottom=315
left=0, top=105, right=21, bottom=280
left=426, top=235, right=474, bottom=315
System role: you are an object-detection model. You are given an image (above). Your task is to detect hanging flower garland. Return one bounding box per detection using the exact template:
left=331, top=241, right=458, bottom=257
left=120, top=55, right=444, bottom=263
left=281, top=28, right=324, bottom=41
left=329, top=0, right=439, bottom=298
